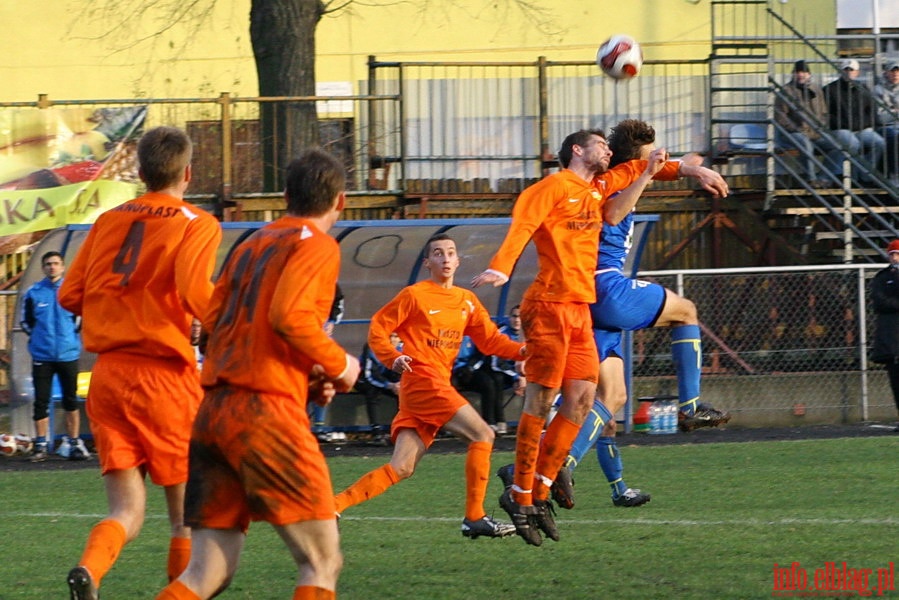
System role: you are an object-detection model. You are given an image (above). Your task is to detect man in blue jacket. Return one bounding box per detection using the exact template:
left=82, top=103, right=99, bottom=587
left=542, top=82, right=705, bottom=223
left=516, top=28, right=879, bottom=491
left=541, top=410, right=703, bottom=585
left=21, top=251, right=87, bottom=462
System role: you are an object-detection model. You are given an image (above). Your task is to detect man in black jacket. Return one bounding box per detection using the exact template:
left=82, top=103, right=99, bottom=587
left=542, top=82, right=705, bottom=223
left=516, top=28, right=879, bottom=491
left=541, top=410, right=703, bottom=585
left=823, top=58, right=885, bottom=183
left=870, top=239, right=899, bottom=431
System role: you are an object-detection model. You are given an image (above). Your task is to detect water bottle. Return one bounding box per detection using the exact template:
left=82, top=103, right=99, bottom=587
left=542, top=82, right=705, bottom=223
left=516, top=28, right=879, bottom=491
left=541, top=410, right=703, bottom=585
left=648, top=401, right=662, bottom=435
left=665, top=400, right=678, bottom=434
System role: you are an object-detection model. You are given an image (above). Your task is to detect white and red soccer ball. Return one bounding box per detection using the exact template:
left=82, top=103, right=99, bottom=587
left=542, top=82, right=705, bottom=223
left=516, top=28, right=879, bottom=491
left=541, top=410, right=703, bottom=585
left=0, top=433, right=33, bottom=456
left=597, top=34, right=643, bottom=80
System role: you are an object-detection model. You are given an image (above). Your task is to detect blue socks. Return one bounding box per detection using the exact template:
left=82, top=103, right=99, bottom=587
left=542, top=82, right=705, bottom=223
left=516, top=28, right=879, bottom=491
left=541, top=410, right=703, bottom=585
left=564, top=398, right=613, bottom=470
left=671, top=324, right=702, bottom=415
left=596, top=436, right=628, bottom=497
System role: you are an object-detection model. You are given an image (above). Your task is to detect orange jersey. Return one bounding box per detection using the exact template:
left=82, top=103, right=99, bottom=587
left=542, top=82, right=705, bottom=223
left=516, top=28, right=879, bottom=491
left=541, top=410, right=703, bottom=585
left=58, top=192, right=220, bottom=365
left=201, top=216, right=348, bottom=399
left=369, top=280, right=524, bottom=388
left=488, top=161, right=680, bottom=304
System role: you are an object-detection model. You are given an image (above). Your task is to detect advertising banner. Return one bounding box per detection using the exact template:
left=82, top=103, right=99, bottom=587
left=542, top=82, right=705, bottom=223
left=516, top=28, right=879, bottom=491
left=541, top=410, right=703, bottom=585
left=0, top=105, right=147, bottom=236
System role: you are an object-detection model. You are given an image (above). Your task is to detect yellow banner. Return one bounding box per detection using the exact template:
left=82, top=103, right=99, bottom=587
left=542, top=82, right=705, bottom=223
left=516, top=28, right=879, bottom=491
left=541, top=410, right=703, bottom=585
left=0, top=180, right=137, bottom=236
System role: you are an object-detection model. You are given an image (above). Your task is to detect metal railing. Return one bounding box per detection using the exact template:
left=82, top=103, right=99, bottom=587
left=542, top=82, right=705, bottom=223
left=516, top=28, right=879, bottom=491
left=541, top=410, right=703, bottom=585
left=634, top=263, right=896, bottom=426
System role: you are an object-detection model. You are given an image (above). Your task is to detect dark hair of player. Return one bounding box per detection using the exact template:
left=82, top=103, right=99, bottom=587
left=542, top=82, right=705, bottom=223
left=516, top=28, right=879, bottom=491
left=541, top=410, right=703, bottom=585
left=284, top=149, right=346, bottom=216
left=137, top=126, right=193, bottom=191
left=607, top=119, right=656, bottom=168
left=558, top=128, right=605, bottom=168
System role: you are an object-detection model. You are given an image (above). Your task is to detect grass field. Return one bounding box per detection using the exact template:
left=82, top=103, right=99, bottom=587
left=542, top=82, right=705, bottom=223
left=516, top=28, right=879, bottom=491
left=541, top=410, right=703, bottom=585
left=2, top=436, right=897, bottom=599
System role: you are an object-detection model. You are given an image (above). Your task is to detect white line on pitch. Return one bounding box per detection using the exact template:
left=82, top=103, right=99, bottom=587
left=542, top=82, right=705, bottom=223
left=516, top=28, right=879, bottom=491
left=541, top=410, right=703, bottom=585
left=4, top=512, right=896, bottom=527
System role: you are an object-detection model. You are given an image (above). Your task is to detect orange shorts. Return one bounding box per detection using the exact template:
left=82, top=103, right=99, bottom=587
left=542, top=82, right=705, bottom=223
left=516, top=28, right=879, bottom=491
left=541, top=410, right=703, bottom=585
left=390, top=369, right=469, bottom=447
left=520, top=299, right=599, bottom=388
left=87, top=353, right=202, bottom=486
left=184, top=386, right=335, bottom=532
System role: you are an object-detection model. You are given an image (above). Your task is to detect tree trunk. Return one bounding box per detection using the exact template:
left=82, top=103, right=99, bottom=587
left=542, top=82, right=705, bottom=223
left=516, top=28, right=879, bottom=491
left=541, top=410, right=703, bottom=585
left=251, top=0, right=324, bottom=191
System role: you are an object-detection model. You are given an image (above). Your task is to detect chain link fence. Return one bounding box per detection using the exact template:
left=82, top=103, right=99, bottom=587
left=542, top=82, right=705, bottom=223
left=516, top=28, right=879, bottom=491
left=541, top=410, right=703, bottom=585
left=630, top=264, right=896, bottom=427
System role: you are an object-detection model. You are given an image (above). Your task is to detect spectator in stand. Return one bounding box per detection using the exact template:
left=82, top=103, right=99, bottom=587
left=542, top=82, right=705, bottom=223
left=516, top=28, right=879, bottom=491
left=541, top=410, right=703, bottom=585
left=774, top=60, right=843, bottom=187
left=483, top=305, right=527, bottom=435
left=873, top=58, right=899, bottom=185
left=823, top=58, right=885, bottom=184
left=20, top=251, right=88, bottom=462
left=870, top=239, right=899, bottom=432
left=357, top=332, right=403, bottom=442
left=451, top=335, right=500, bottom=432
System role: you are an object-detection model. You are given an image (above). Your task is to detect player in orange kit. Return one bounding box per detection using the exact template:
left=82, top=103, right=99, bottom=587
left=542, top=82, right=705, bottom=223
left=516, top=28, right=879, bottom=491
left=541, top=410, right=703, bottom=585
left=157, top=149, right=360, bottom=600
left=58, top=126, right=222, bottom=599
left=334, top=233, right=526, bottom=540
left=473, top=128, right=702, bottom=546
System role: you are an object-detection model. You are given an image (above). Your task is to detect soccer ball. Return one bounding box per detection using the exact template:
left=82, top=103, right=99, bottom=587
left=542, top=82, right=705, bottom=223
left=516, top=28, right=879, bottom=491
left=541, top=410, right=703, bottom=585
left=0, top=433, right=34, bottom=456
left=0, top=433, right=18, bottom=456
left=596, top=34, right=643, bottom=80
left=14, top=434, right=33, bottom=455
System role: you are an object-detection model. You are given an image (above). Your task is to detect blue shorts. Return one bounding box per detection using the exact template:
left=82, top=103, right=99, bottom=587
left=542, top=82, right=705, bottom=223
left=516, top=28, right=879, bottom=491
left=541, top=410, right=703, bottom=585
left=590, top=270, right=666, bottom=332
left=593, top=328, right=623, bottom=362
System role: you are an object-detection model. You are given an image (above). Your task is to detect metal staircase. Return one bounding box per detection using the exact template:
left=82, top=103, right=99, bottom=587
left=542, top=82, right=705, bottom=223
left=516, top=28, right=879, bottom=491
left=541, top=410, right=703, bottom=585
left=709, top=0, right=899, bottom=264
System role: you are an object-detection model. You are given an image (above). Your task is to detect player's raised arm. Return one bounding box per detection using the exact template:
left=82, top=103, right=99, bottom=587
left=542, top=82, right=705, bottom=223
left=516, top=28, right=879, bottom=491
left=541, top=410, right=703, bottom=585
left=603, top=148, right=669, bottom=225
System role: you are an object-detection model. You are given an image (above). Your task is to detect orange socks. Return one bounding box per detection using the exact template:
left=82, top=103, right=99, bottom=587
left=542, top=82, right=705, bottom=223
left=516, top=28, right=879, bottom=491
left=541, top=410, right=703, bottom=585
left=464, top=441, right=493, bottom=521
left=156, top=580, right=201, bottom=600
left=293, top=586, right=335, bottom=599
left=511, top=412, right=544, bottom=506
left=533, top=413, right=581, bottom=501
left=78, top=518, right=127, bottom=587
left=334, top=463, right=400, bottom=513
left=167, top=536, right=191, bottom=582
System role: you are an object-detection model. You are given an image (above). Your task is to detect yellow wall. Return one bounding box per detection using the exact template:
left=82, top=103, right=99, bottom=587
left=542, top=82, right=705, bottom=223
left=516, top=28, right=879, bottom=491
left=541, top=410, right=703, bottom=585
left=0, top=0, right=834, bottom=102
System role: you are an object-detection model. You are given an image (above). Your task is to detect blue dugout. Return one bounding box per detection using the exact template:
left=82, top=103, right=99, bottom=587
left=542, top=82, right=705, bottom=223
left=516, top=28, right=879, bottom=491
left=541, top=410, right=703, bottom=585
left=8, top=215, right=658, bottom=436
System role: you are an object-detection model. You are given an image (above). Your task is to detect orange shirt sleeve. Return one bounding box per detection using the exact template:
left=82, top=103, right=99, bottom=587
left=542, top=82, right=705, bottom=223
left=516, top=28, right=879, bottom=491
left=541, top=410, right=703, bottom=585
left=598, top=159, right=681, bottom=196
left=487, top=175, right=561, bottom=278
left=270, top=233, right=348, bottom=379
left=463, top=291, right=525, bottom=359
left=368, top=288, right=412, bottom=369
left=175, top=209, right=222, bottom=321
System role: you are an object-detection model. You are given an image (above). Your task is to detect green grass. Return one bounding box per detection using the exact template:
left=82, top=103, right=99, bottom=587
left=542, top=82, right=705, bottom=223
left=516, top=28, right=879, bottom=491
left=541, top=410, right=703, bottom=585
left=3, top=437, right=898, bottom=599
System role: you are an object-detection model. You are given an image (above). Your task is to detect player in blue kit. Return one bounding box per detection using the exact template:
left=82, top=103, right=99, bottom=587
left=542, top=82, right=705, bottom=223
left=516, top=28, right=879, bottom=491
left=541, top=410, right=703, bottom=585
left=551, top=120, right=732, bottom=509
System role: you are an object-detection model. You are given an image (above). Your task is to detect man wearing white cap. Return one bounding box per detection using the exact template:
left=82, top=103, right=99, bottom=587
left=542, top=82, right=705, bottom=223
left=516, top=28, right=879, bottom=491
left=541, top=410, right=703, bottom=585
left=870, top=240, right=899, bottom=432
left=873, top=59, right=899, bottom=184
left=822, top=58, right=885, bottom=184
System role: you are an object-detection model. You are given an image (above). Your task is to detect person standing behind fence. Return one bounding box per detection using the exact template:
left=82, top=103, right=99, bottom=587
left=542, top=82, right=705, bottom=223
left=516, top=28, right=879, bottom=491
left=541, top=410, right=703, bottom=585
left=870, top=239, right=899, bottom=432
left=774, top=60, right=843, bottom=187
left=20, top=251, right=87, bottom=462
left=58, top=126, right=222, bottom=600
left=823, top=58, right=886, bottom=184
left=873, top=59, right=899, bottom=185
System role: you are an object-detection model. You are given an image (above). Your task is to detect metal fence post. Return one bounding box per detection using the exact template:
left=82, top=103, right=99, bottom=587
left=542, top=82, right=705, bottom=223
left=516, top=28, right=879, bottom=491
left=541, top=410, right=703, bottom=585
left=858, top=265, right=869, bottom=421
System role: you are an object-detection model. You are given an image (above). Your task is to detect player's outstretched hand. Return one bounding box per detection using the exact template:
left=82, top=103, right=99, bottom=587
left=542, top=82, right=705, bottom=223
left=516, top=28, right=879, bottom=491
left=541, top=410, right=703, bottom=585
left=681, top=163, right=729, bottom=198
left=471, top=270, right=508, bottom=288
left=393, top=355, right=413, bottom=373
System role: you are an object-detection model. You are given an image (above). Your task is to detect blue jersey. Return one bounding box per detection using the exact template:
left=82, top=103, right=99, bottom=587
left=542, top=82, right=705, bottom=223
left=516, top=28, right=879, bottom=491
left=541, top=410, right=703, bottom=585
left=596, top=208, right=635, bottom=273
left=593, top=204, right=665, bottom=332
